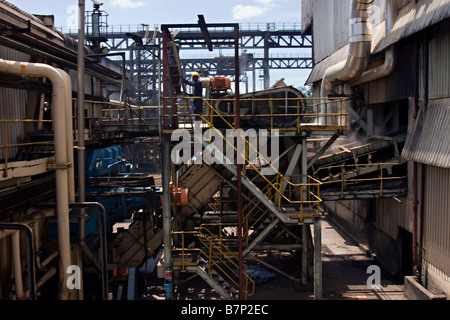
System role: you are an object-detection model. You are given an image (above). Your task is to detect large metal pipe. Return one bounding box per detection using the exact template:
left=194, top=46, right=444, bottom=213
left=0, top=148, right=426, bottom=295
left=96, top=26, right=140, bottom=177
left=234, top=23, right=243, bottom=300
left=0, top=59, right=72, bottom=299
left=58, top=69, right=75, bottom=203
left=320, top=0, right=374, bottom=125
left=0, top=222, right=37, bottom=300
left=12, top=230, right=24, bottom=299
left=77, top=0, right=86, bottom=229
left=349, top=0, right=398, bottom=86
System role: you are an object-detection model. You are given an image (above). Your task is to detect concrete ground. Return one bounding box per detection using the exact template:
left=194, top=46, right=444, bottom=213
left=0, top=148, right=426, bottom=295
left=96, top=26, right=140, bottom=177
left=247, top=215, right=406, bottom=300
left=140, top=214, right=406, bottom=301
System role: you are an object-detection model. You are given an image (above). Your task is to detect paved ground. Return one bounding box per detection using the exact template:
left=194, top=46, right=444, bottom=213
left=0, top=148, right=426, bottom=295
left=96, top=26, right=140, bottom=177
left=140, top=214, right=406, bottom=301
left=246, top=215, right=406, bottom=300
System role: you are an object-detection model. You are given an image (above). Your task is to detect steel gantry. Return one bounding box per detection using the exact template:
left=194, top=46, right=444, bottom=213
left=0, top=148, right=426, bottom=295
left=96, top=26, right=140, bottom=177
left=63, top=22, right=312, bottom=104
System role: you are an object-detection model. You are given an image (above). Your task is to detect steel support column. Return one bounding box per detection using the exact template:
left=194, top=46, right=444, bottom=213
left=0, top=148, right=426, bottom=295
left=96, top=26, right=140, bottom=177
left=162, top=134, right=172, bottom=271
left=234, top=24, right=243, bottom=300
left=77, top=1, right=86, bottom=299
left=314, top=218, right=322, bottom=300
left=301, top=137, right=308, bottom=285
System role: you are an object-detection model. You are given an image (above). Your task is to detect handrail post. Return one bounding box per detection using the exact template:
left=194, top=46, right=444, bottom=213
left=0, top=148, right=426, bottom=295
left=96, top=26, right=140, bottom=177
left=380, top=164, right=384, bottom=197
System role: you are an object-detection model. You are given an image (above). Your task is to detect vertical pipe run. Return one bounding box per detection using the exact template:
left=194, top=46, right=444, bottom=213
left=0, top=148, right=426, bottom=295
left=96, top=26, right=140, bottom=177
left=0, top=223, right=37, bottom=300
left=58, top=70, right=75, bottom=203
left=12, top=230, right=24, bottom=299
left=234, top=24, right=243, bottom=300
left=77, top=0, right=86, bottom=202
left=77, top=1, right=86, bottom=301
left=0, top=59, right=72, bottom=299
left=77, top=0, right=86, bottom=203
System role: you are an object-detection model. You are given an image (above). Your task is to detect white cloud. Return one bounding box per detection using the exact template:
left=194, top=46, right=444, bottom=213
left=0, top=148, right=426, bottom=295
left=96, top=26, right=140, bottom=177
left=231, top=5, right=265, bottom=20
left=231, top=0, right=277, bottom=20
left=255, top=0, right=274, bottom=5
left=110, top=0, right=145, bottom=9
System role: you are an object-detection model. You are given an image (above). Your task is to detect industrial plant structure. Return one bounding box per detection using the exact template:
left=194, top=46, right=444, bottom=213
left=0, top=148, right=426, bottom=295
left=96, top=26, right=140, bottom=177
left=0, top=0, right=448, bottom=302
left=303, top=0, right=450, bottom=298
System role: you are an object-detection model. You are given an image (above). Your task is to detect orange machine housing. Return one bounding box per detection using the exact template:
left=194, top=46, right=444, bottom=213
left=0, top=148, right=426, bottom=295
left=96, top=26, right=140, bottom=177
left=161, top=182, right=189, bottom=206
left=210, top=76, right=231, bottom=91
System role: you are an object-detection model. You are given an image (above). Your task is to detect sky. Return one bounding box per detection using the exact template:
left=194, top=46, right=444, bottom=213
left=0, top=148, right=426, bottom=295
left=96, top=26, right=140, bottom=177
left=9, top=0, right=311, bottom=88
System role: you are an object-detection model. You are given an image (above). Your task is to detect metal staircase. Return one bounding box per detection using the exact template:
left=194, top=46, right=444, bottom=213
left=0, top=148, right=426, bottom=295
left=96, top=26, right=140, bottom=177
left=169, top=101, right=323, bottom=299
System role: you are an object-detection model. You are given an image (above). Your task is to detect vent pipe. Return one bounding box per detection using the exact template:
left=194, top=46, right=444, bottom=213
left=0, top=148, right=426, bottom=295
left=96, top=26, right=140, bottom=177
left=320, top=0, right=374, bottom=125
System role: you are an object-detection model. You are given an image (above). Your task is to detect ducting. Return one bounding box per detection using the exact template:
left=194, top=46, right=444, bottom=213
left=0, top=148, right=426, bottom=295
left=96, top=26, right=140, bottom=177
left=320, top=0, right=375, bottom=125
left=349, top=0, right=398, bottom=86
left=0, top=59, right=72, bottom=299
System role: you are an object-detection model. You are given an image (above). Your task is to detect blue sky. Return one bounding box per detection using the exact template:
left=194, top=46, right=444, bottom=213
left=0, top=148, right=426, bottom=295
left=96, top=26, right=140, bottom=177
left=11, top=0, right=302, bottom=27
left=10, top=0, right=310, bottom=87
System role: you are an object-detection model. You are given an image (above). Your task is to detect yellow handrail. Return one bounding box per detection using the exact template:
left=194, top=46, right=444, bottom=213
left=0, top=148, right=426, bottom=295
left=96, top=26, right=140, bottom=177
left=0, top=119, right=54, bottom=178
left=170, top=224, right=256, bottom=299
left=194, top=104, right=323, bottom=221
left=313, top=162, right=407, bottom=198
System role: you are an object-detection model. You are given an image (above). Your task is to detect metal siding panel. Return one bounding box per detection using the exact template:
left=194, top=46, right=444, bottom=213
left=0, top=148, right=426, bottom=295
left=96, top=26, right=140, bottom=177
left=402, top=98, right=450, bottom=168
left=0, top=45, right=29, bottom=62
left=313, top=0, right=351, bottom=64
left=424, top=165, right=450, bottom=276
left=0, top=87, right=27, bottom=160
left=375, top=0, right=450, bottom=53
left=0, top=46, right=30, bottom=159
left=429, top=32, right=450, bottom=100
left=302, top=0, right=313, bottom=33
left=375, top=197, right=408, bottom=239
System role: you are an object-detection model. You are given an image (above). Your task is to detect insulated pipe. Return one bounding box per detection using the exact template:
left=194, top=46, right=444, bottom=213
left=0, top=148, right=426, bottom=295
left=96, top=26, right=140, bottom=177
left=12, top=230, right=24, bottom=299
left=0, top=222, right=37, bottom=300
left=58, top=69, right=75, bottom=203
left=349, top=0, right=398, bottom=86
left=320, top=0, right=374, bottom=125
left=0, top=59, right=72, bottom=300
left=349, top=46, right=396, bottom=86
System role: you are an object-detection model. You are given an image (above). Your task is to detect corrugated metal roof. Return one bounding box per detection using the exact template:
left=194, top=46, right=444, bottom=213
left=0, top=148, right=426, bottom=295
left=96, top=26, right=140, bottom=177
left=305, top=45, right=349, bottom=85
left=306, top=0, right=450, bottom=84
left=402, top=98, right=450, bottom=168
left=375, top=0, right=450, bottom=53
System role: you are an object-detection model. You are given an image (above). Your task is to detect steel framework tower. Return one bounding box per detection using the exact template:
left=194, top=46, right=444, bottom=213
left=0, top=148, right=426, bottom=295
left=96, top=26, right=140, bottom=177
left=64, top=22, right=312, bottom=104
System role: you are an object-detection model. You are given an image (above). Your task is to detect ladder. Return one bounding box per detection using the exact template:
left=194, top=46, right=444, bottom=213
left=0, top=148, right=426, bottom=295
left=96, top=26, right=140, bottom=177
left=165, top=32, right=185, bottom=96
left=163, top=32, right=193, bottom=128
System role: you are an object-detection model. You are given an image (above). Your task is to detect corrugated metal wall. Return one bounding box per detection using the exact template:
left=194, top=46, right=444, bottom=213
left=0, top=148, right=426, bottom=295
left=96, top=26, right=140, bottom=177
left=312, top=0, right=387, bottom=64
left=0, top=46, right=30, bottom=160
left=429, top=31, right=450, bottom=100
left=301, top=0, right=313, bottom=33
left=0, top=87, right=27, bottom=160
left=375, top=197, right=409, bottom=239
left=312, top=0, right=351, bottom=63
left=364, top=43, right=416, bottom=104
left=423, top=165, right=450, bottom=276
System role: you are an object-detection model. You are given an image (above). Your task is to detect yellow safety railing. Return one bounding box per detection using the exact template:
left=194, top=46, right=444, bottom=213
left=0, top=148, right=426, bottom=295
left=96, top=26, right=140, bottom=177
left=313, top=162, right=407, bottom=198
left=194, top=99, right=323, bottom=221
left=0, top=119, right=54, bottom=178
left=170, top=224, right=256, bottom=299
left=162, top=95, right=349, bottom=133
